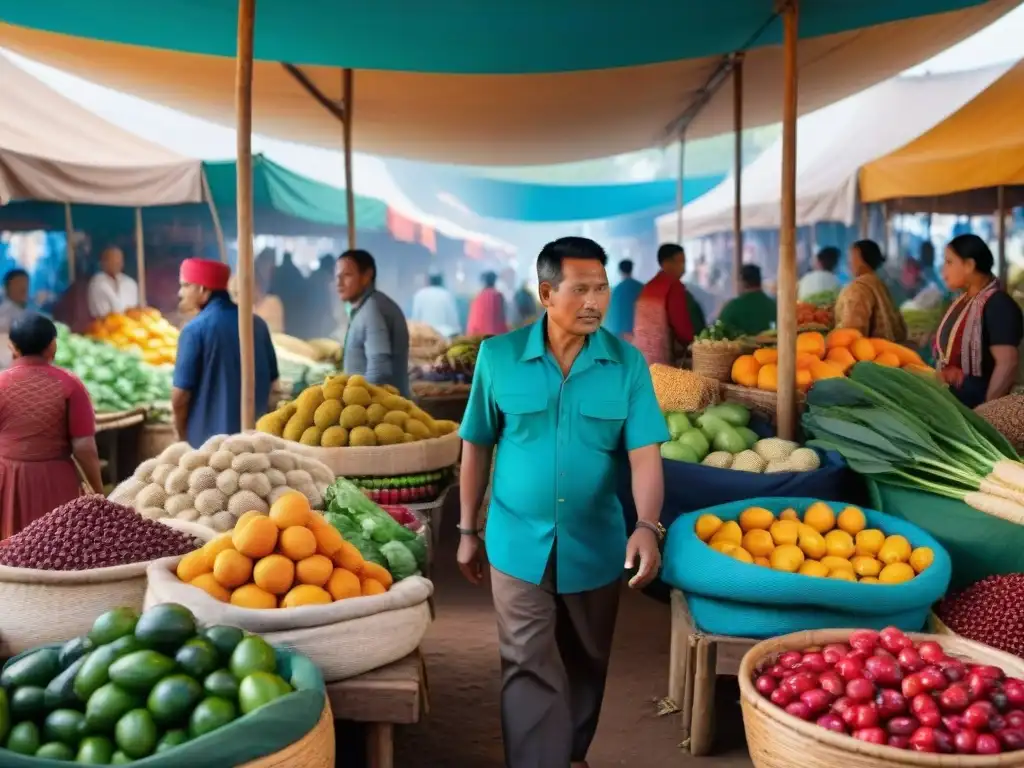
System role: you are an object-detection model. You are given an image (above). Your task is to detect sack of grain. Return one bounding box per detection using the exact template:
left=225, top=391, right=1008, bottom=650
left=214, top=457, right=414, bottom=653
left=649, top=364, right=720, bottom=412
left=146, top=558, right=433, bottom=682
left=975, top=394, right=1024, bottom=453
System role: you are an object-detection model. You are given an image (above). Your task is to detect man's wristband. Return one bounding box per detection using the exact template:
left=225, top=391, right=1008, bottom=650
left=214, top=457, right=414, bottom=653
left=457, top=525, right=482, bottom=537
left=635, top=520, right=665, bottom=542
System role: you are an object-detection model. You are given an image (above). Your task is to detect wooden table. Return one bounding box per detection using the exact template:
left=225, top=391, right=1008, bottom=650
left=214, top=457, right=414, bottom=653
left=326, top=652, right=429, bottom=768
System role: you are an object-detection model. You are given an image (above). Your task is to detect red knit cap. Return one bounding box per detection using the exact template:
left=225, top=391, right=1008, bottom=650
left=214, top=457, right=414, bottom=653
left=180, top=258, right=231, bottom=291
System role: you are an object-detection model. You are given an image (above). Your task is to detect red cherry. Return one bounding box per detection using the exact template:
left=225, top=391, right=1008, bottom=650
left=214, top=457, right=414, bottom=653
left=836, top=657, right=865, bottom=682
left=853, top=727, right=886, bottom=745
left=755, top=675, right=778, bottom=696
left=848, top=630, right=880, bottom=653
left=954, top=728, right=979, bottom=754
left=816, top=714, right=846, bottom=733
left=917, top=641, right=945, bottom=664
left=976, top=733, right=1002, bottom=754
left=845, top=678, right=875, bottom=703
left=897, top=648, right=924, bottom=673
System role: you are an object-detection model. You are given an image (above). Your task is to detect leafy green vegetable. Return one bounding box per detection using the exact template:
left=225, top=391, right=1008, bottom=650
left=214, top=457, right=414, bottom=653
left=379, top=542, right=419, bottom=581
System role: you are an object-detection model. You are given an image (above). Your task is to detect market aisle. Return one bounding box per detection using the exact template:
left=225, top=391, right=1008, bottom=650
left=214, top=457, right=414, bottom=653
left=388, top=522, right=754, bottom=767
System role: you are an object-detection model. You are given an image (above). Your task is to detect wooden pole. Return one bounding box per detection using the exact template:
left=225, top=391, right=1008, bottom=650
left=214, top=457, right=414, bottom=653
left=997, top=185, right=1008, bottom=285
left=776, top=0, right=800, bottom=440
left=201, top=169, right=229, bottom=263
left=343, top=68, right=356, bottom=251
left=63, top=202, right=75, bottom=283
left=733, top=53, right=744, bottom=296
left=675, top=135, right=686, bottom=242
left=235, top=0, right=257, bottom=430
left=134, top=208, right=147, bottom=307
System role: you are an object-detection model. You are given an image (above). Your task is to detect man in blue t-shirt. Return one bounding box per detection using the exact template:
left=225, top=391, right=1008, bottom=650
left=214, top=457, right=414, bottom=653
left=604, top=259, right=644, bottom=338
left=172, top=258, right=279, bottom=448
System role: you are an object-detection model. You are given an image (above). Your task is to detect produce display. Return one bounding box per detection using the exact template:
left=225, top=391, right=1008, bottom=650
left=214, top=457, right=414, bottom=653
left=795, top=302, right=834, bottom=328
left=0, top=498, right=200, bottom=571
left=407, top=322, right=448, bottom=370
left=801, top=289, right=840, bottom=308
left=348, top=468, right=455, bottom=505
left=975, top=394, right=1024, bottom=453
left=0, top=603, right=297, bottom=762
left=255, top=373, right=459, bottom=448
left=324, top=477, right=428, bottom=582
left=661, top=403, right=822, bottom=473
left=803, top=363, right=1024, bottom=522
left=271, top=334, right=341, bottom=366
left=417, top=335, right=485, bottom=384
left=750, top=627, right=1024, bottom=754
left=731, top=329, right=929, bottom=393
left=649, top=364, right=720, bottom=413
left=270, top=334, right=340, bottom=398
left=937, top=574, right=1024, bottom=657
left=174, top=491, right=395, bottom=608
left=85, top=309, right=179, bottom=367
left=696, top=501, right=934, bottom=583
left=113, top=434, right=334, bottom=532
left=54, top=325, right=172, bottom=414
left=693, top=320, right=745, bottom=347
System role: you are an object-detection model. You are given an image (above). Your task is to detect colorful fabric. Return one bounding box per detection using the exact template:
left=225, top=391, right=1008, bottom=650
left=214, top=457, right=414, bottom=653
left=632, top=271, right=693, bottom=366
left=0, top=357, right=94, bottom=539
left=605, top=276, right=643, bottom=337
left=934, top=279, right=999, bottom=378
left=459, top=316, right=669, bottom=594
left=835, top=272, right=908, bottom=342
left=466, top=287, right=508, bottom=337
left=173, top=294, right=279, bottom=447
left=180, top=258, right=230, bottom=291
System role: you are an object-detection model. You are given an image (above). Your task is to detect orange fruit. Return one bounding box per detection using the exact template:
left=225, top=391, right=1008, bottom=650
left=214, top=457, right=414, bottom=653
left=253, top=554, right=296, bottom=595
left=213, top=549, right=253, bottom=589
left=233, top=516, right=279, bottom=559
left=190, top=573, right=231, bottom=602
left=279, top=526, right=317, bottom=561
left=296, top=554, right=334, bottom=587
left=269, top=492, right=312, bottom=529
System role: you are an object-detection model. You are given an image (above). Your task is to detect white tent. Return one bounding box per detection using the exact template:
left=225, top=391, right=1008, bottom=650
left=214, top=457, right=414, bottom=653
left=656, top=62, right=1012, bottom=242
left=0, top=52, right=203, bottom=207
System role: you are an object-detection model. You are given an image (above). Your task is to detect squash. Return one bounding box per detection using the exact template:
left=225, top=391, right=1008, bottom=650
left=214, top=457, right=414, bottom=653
left=730, top=355, right=761, bottom=387
left=825, top=346, right=856, bottom=372
left=796, top=331, right=826, bottom=359
left=752, top=348, right=778, bottom=365
left=826, top=328, right=862, bottom=349
left=850, top=338, right=877, bottom=362
left=756, top=363, right=778, bottom=392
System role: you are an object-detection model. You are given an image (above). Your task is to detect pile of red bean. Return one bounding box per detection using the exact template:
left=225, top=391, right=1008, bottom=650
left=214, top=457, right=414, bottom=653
left=938, top=574, right=1024, bottom=657
left=0, top=497, right=200, bottom=570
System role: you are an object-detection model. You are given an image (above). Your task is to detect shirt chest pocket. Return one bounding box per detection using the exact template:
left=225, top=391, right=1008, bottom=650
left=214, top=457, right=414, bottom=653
left=497, top=393, right=548, bottom=445
left=578, top=398, right=628, bottom=452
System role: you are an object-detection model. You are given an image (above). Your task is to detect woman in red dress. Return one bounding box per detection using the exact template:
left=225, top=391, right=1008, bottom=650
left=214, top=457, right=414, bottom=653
left=0, top=314, right=103, bottom=540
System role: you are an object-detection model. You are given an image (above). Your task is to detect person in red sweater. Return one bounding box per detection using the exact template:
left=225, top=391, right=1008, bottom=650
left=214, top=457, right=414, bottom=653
left=632, top=244, right=694, bottom=365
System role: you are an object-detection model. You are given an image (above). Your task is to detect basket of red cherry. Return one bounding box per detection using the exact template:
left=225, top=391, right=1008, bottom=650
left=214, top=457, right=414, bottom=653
left=739, top=627, right=1024, bottom=766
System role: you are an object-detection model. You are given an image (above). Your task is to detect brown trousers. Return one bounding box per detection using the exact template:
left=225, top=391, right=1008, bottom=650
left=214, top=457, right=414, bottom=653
left=490, top=557, right=621, bottom=768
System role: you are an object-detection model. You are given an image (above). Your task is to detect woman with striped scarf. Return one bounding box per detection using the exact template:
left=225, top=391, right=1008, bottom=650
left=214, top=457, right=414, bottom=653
left=935, top=234, right=1023, bottom=408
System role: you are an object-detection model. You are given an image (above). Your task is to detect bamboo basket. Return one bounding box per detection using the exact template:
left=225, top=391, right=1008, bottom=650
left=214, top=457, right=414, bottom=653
left=739, top=629, right=1024, bottom=768
left=138, top=423, right=176, bottom=462
left=238, top=701, right=335, bottom=768
left=692, top=342, right=745, bottom=383
left=720, top=383, right=807, bottom=424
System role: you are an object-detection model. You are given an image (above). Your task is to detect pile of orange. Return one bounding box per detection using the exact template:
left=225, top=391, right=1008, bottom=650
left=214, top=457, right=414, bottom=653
left=86, top=307, right=179, bottom=366
left=175, top=491, right=392, bottom=608
left=731, top=329, right=930, bottom=392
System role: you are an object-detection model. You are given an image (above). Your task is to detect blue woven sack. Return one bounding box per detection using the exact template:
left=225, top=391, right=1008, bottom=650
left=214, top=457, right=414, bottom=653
left=662, top=497, right=951, bottom=638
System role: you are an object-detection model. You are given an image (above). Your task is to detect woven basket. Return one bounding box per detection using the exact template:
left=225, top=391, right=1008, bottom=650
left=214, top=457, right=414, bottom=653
left=692, top=343, right=745, bottom=383
left=238, top=701, right=335, bottom=768
left=138, top=423, right=177, bottom=462
left=719, top=383, right=806, bottom=424
left=739, top=629, right=1024, bottom=768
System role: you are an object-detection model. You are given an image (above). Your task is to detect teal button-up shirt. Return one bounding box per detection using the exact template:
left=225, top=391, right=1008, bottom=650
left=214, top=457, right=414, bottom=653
left=459, top=316, right=669, bottom=594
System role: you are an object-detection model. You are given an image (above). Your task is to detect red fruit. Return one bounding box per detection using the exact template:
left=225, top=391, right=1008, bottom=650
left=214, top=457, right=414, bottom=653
left=779, top=651, right=803, bottom=669
left=836, top=657, right=865, bottom=682
left=787, top=673, right=818, bottom=695
left=972, top=665, right=1005, bottom=682
left=755, top=675, right=778, bottom=696
left=819, top=672, right=844, bottom=697
left=816, top=714, right=846, bottom=733
left=879, top=627, right=912, bottom=654
left=991, top=714, right=1007, bottom=732
left=976, top=733, right=1002, bottom=754
left=800, top=652, right=828, bottom=674
left=768, top=664, right=787, bottom=679
left=846, top=678, right=875, bottom=702
left=991, top=692, right=1010, bottom=714
left=943, top=715, right=964, bottom=733
left=966, top=672, right=991, bottom=702
left=800, top=689, right=833, bottom=714
left=938, top=685, right=970, bottom=713
left=853, top=728, right=886, bottom=745
left=938, top=658, right=967, bottom=683
left=851, top=704, right=879, bottom=730
left=864, top=656, right=902, bottom=687
left=963, top=703, right=993, bottom=731
left=888, top=716, right=919, bottom=736
left=888, top=735, right=910, bottom=750
left=849, top=630, right=880, bottom=653
left=918, top=667, right=948, bottom=692
left=911, top=693, right=937, bottom=715
left=918, top=709, right=942, bottom=728
left=998, top=729, right=1024, bottom=750
left=1005, top=711, right=1024, bottom=729
left=933, top=729, right=954, bottom=754
left=909, top=727, right=937, bottom=752
left=876, top=689, right=908, bottom=719
left=842, top=705, right=861, bottom=728
left=897, top=648, right=925, bottom=673
left=902, top=674, right=925, bottom=699
left=823, top=644, right=849, bottom=665
left=785, top=701, right=812, bottom=720
left=847, top=649, right=870, bottom=662
left=917, top=641, right=945, bottom=664
left=1005, top=680, right=1024, bottom=707
left=954, top=728, right=979, bottom=754
left=770, top=687, right=794, bottom=707
left=831, top=697, right=855, bottom=716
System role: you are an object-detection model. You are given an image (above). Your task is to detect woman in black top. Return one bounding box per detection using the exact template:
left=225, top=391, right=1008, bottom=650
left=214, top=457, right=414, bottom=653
left=934, top=234, right=1023, bottom=408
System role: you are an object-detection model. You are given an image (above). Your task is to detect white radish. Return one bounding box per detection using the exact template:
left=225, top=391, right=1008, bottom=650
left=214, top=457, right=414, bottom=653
left=990, top=460, right=1024, bottom=493
left=964, top=491, right=1024, bottom=525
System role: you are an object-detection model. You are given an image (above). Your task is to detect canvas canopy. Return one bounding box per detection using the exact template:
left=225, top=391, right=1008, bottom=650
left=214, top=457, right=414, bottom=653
left=655, top=63, right=1010, bottom=241
left=860, top=59, right=1024, bottom=213
left=0, top=0, right=1013, bottom=165
left=0, top=52, right=202, bottom=207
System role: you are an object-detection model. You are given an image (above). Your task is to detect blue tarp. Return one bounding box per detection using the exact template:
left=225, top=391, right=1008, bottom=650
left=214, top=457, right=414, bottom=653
left=384, top=159, right=724, bottom=223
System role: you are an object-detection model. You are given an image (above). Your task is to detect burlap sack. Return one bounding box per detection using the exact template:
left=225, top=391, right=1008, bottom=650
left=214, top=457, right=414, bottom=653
left=0, top=561, right=150, bottom=656
left=146, top=557, right=433, bottom=681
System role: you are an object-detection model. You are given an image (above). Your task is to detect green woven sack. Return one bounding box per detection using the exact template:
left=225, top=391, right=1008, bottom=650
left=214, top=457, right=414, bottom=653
left=867, top=479, right=1024, bottom=590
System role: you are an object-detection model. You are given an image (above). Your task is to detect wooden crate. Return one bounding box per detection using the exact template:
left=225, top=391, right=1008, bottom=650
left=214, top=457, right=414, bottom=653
left=669, top=590, right=757, bottom=756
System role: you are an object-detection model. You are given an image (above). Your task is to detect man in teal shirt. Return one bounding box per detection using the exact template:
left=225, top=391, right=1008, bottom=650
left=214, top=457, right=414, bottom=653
left=458, top=236, right=668, bottom=768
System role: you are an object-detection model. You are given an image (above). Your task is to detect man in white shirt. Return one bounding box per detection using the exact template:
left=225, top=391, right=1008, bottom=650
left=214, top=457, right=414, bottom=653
left=797, top=246, right=842, bottom=301
left=410, top=269, right=460, bottom=339
left=87, top=246, right=139, bottom=318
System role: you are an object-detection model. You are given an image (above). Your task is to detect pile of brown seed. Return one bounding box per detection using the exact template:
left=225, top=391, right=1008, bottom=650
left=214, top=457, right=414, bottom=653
left=0, top=497, right=200, bottom=570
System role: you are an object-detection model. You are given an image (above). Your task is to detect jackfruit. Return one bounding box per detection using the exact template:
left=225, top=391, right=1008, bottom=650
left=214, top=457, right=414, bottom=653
left=255, top=411, right=288, bottom=436
left=322, top=377, right=346, bottom=400
left=300, top=426, right=324, bottom=446
left=321, top=426, right=349, bottom=447
left=283, top=413, right=309, bottom=442
left=374, top=423, right=405, bottom=446
left=349, top=426, right=377, bottom=447
left=342, top=386, right=372, bottom=407
left=339, top=404, right=368, bottom=429
left=382, top=410, right=408, bottom=428
left=366, top=403, right=387, bottom=426
left=296, top=386, right=326, bottom=413
left=405, top=419, right=431, bottom=440
left=313, top=399, right=343, bottom=429
left=382, top=394, right=410, bottom=412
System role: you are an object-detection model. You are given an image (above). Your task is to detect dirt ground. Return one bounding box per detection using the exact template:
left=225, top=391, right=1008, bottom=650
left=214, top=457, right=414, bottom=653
left=339, top=520, right=755, bottom=767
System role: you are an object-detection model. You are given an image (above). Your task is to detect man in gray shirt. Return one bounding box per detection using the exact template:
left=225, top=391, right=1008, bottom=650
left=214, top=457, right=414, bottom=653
left=336, top=249, right=411, bottom=397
